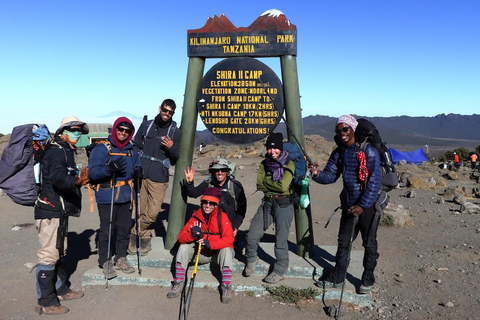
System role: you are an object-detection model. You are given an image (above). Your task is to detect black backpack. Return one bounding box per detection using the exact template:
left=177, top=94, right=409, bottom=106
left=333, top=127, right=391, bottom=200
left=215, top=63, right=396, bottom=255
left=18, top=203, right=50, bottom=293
left=355, top=119, right=399, bottom=192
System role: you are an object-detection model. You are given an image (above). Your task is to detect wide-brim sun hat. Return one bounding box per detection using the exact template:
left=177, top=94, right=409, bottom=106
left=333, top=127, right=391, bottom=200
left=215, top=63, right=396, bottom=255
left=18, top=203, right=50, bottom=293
left=56, top=116, right=89, bottom=135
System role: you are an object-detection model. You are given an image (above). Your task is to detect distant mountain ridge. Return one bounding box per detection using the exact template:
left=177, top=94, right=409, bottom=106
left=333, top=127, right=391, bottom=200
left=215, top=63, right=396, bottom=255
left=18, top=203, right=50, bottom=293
left=195, top=113, right=480, bottom=157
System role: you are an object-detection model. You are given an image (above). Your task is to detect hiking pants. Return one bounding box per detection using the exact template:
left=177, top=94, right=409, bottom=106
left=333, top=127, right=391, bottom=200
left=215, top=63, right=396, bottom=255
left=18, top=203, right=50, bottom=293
left=36, top=218, right=69, bottom=307
left=175, top=243, right=233, bottom=278
left=98, top=202, right=132, bottom=266
left=245, top=198, right=294, bottom=276
left=333, top=206, right=379, bottom=286
left=131, top=179, right=168, bottom=238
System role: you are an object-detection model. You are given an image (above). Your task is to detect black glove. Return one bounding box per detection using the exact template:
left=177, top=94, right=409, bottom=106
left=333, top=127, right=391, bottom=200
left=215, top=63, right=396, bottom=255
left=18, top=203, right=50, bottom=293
left=202, top=239, right=210, bottom=249
left=133, top=166, right=143, bottom=193
left=191, top=225, right=201, bottom=239
left=107, top=157, right=127, bottom=175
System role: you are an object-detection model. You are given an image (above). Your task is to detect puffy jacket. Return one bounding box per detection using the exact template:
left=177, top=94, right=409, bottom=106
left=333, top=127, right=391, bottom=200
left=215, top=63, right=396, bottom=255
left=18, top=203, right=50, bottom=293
left=257, top=159, right=295, bottom=197
left=88, top=136, right=141, bottom=204
left=184, top=176, right=247, bottom=230
left=313, top=143, right=381, bottom=209
left=133, top=116, right=180, bottom=183
left=34, top=137, right=82, bottom=219
left=178, top=207, right=234, bottom=256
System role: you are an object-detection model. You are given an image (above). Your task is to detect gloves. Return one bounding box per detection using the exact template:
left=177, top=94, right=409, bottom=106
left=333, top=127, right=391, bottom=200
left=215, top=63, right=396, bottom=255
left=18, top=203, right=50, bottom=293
left=133, top=166, right=143, bottom=193
left=107, top=157, right=127, bottom=175
left=191, top=225, right=201, bottom=239
left=202, top=239, right=210, bottom=249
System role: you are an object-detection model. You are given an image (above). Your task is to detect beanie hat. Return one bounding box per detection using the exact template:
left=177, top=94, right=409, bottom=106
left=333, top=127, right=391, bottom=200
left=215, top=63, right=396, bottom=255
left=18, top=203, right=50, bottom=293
left=201, top=187, right=222, bottom=205
left=265, top=132, right=283, bottom=151
left=336, top=115, right=358, bottom=132
left=56, top=116, right=89, bottom=135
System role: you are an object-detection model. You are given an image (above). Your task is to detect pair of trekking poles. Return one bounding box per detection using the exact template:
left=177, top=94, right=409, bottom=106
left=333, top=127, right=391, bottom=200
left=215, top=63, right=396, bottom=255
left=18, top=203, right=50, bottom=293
left=105, top=174, right=143, bottom=289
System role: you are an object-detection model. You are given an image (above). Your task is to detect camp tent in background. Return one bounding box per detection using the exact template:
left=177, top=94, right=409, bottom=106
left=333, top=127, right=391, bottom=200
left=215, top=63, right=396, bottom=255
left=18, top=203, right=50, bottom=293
left=390, top=148, right=429, bottom=165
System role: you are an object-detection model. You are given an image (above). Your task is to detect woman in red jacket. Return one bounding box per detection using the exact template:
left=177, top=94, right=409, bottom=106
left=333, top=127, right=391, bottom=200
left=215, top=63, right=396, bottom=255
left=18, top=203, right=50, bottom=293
left=167, top=187, right=235, bottom=303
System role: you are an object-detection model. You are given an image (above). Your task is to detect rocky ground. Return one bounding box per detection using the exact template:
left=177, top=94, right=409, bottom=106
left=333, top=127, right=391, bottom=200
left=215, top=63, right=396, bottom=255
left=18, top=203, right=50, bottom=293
left=1, top=135, right=480, bottom=319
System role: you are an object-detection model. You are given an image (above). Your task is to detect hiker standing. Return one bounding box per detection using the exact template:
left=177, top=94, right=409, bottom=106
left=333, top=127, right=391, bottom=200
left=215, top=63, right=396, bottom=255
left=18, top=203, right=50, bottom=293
left=167, top=187, right=235, bottom=303
left=128, top=99, right=181, bottom=255
left=470, top=153, right=477, bottom=169
left=183, top=158, right=247, bottom=236
left=88, top=117, right=141, bottom=278
left=310, top=115, right=381, bottom=294
left=34, top=116, right=89, bottom=315
left=243, top=132, right=296, bottom=284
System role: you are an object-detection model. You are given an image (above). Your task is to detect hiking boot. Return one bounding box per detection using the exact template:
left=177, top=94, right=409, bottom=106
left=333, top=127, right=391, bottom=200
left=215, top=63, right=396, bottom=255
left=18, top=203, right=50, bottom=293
left=315, top=280, right=344, bottom=289
left=263, top=272, right=285, bottom=284
left=359, top=284, right=373, bottom=294
left=243, top=257, right=259, bottom=277
left=220, top=283, right=232, bottom=304
left=167, top=280, right=184, bottom=299
left=57, top=290, right=84, bottom=301
left=115, top=257, right=135, bottom=274
left=102, top=261, right=117, bottom=280
left=139, top=238, right=151, bottom=256
left=35, top=304, right=69, bottom=315
left=127, top=235, right=138, bottom=255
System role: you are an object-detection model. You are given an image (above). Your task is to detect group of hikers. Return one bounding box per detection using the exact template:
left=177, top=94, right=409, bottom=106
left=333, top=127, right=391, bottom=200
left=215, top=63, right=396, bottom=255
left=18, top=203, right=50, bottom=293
left=28, top=101, right=383, bottom=315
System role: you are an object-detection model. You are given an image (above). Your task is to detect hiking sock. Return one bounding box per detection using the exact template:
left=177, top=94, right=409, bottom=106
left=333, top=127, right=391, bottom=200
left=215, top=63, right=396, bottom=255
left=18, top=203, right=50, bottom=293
left=221, top=267, right=232, bottom=285
left=174, top=262, right=185, bottom=282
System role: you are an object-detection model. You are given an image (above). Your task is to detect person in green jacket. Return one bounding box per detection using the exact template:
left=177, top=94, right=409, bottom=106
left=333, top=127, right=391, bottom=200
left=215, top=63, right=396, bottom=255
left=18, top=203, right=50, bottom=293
left=243, top=132, right=295, bottom=284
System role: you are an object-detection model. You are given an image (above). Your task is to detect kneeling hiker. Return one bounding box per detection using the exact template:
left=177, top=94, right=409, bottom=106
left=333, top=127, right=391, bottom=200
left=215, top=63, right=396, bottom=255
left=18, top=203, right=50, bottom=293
left=168, top=188, right=235, bottom=304
left=88, top=117, right=141, bottom=278
left=243, top=132, right=296, bottom=283
left=183, top=158, right=247, bottom=236
left=310, top=115, right=381, bottom=294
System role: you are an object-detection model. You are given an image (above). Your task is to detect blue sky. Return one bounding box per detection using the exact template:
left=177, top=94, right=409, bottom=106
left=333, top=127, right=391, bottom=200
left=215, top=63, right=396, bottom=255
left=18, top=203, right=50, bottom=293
left=1, top=0, right=479, bottom=134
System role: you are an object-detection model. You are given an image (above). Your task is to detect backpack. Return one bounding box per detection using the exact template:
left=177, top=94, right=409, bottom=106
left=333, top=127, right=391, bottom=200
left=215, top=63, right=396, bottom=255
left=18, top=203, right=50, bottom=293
left=138, top=118, right=177, bottom=168
left=283, top=141, right=308, bottom=193
left=0, top=124, right=52, bottom=206
left=354, top=119, right=399, bottom=192
left=204, top=175, right=239, bottom=212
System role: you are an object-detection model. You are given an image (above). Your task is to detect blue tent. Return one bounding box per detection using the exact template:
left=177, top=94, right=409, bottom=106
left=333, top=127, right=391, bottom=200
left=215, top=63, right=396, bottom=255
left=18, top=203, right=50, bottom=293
left=390, top=148, right=429, bottom=165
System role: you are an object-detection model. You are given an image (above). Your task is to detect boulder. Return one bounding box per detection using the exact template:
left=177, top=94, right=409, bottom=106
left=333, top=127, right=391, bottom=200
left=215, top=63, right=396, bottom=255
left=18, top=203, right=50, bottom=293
left=381, top=204, right=414, bottom=227
left=460, top=202, right=480, bottom=214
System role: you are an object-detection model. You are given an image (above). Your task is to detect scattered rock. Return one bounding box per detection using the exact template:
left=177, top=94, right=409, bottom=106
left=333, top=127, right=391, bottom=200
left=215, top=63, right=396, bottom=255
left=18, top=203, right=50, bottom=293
left=460, top=202, right=480, bottom=214
left=381, top=204, right=414, bottom=227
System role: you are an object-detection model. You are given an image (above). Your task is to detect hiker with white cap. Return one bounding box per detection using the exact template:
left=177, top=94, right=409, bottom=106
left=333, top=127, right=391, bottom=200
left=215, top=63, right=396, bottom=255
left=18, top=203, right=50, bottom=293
left=34, top=116, right=90, bottom=315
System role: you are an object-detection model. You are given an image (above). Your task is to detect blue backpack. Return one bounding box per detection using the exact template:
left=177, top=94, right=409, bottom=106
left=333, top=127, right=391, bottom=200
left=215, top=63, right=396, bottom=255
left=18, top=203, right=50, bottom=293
left=283, top=141, right=307, bottom=192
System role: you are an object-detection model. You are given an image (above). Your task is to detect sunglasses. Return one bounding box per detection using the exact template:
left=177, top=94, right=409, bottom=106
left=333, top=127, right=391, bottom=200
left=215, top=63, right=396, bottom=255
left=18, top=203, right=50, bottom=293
left=214, top=169, right=229, bottom=173
left=334, top=126, right=351, bottom=134
left=201, top=201, right=217, bottom=207
left=68, top=127, right=82, bottom=132
left=161, top=107, right=175, bottom=115
left=117, top=127, right=132, bottom=134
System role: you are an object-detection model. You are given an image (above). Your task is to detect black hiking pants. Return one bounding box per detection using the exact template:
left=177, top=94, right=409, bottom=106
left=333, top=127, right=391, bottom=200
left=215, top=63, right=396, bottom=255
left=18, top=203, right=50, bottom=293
left=332, top=206, right=379, bottom=287
left=97, top=202, right=132, bottom=266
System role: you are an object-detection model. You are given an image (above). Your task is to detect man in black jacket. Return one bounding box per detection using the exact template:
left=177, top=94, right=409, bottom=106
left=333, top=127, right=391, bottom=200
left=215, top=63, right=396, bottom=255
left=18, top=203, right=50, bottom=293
left=34, top=116, right=90, bottom=315
left=128, top=99, right=181, bottom=255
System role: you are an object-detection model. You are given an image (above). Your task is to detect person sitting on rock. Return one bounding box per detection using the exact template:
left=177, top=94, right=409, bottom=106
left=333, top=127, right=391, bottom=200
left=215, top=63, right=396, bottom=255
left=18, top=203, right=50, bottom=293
left=309, top=115, right=381, bottom=294
left=183, top=158, right=246, bottom=237
left=167, top=187, right=235, bottom=304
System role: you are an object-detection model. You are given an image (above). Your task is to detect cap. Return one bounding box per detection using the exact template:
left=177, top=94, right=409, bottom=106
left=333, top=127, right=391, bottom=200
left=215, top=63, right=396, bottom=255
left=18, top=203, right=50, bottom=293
left=56, top=116, right=89, bottom=135
left=201, top=187, right=221, bottom=205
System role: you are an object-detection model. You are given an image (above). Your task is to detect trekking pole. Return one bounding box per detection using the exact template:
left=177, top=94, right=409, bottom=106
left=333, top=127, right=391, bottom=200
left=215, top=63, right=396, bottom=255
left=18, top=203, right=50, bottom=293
left=134, top=176, right=142, bottom=276
left=105, top=174, right=116, bottom=289
left=180, top=242, right=202, bottom=320
left=334, top=216, right=358, bottom=319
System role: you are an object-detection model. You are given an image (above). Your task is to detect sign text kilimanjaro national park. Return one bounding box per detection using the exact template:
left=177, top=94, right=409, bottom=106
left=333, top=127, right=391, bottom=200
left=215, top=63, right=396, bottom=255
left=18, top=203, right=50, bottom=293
left=187, top=10, right=296, bottom=58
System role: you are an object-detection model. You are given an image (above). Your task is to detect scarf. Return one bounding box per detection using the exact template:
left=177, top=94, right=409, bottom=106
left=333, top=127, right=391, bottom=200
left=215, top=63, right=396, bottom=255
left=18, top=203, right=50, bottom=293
left=264, top=150, right=290, bottom=182
left=357, top=150, right=368, bottom=190
left=154, top=113, right=173, bottom=128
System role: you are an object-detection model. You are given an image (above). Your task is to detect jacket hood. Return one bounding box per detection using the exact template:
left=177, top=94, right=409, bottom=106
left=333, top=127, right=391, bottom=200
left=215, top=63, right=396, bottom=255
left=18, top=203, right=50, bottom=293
left=111, top=117, right=135, bottom=150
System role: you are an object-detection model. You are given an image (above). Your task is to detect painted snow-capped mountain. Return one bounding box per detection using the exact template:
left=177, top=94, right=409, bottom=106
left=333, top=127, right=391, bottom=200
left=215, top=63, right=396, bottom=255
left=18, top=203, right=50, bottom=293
left=188, top=9, right=296, bottom=33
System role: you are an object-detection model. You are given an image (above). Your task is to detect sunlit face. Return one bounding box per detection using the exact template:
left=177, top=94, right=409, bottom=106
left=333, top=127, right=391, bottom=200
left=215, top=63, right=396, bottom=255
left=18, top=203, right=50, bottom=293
left=116, top=126, right=131, bottom=143
left=159, top=105, right=175, bottom=122
left=201, top=200, right=217, bottom=214
left=335, top=123, right=355, bottom=146
left=267, top=147, right=282, bottom=161
left=214, top=169, right=229, bottom=185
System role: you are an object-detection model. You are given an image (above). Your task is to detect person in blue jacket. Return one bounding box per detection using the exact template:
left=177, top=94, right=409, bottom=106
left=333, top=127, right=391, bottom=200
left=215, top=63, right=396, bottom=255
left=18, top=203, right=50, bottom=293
left=310, top=115, right=381, bottom=294
left=89, top=117, right=141, bottom=279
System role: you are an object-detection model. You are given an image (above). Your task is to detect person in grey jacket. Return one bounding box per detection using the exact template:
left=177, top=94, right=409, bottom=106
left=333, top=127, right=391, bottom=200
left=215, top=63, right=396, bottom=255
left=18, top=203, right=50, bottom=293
left=128, top=99, right=181, bottom=255
left=310, top=115, right=381, bottom=294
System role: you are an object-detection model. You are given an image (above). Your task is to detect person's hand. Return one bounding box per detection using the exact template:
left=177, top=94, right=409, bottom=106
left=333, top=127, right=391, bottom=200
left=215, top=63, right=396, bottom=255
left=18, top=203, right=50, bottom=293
left=233, top=228, right=238, bottom=237
left=199, top=238, right=210, bottom=249
left=134, top=166, right=143, bottom=179
left=191, top=221, right=202, bottom=239
left=107, top=157, right=127, bottom=175
left=308, top=164, right=319, bottom=177
left=184, top=166, right=196, bottom=184
left=161, top=135, right=174, bottom=149
left=348, top=205, right=363, bottom=217
left=75, top=167, right=90, bottom=186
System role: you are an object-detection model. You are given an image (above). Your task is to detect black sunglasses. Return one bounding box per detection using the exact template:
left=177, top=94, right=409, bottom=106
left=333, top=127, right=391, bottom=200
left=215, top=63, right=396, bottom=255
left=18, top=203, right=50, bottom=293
left=161, top=107, right=175, bottom=115
left=214, top=169, right=229, bottom=173
left=117, top=127, right=132, bottom=134
left=201, top=200, right=217, bottom=206
left=334, top=126, right=351, bottom=134
left=68, top=127, right=82, bottom=132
